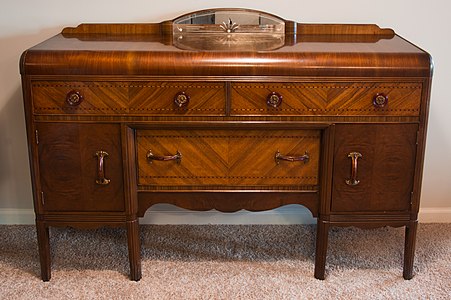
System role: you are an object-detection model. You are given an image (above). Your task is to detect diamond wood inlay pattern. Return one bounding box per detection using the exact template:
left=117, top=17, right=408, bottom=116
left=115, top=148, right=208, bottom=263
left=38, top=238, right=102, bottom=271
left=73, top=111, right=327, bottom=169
left=137, top=129, right=320, bottom=188
left=128, top=82, right=226, bottom=115
left=231, top=82, right=422, bottom=116
left=32, top=81, right=226, bottom=116
left=32, top=81, right=129, bottom=115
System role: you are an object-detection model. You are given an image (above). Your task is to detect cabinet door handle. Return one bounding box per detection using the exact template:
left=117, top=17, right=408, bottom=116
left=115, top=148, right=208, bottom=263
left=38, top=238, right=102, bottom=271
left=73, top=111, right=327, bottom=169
left=275, top=150, right=309, bottom=164
left=147, top=150, right=182, bottom=164
left=95, top=151, right=111, bottom=185
left=346, top=152, right=362, bottom=186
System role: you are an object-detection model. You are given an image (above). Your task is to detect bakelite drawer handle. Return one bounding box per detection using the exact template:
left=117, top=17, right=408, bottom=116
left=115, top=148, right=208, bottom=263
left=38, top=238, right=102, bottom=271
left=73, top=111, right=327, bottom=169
left=174, top=92, right=190, bottom=108
left=95, top=151, right=111, bottom=185
left=275, top=150, right=309, bottom=164
left=373, top=93, right=388, bottom=108
left=66, top=90, right=83, bottom=106
left=346, top=152, right=362, bottom=186
left=266, top=92, right=283, bottom=108
left=147, top=150, right=182, bottom=164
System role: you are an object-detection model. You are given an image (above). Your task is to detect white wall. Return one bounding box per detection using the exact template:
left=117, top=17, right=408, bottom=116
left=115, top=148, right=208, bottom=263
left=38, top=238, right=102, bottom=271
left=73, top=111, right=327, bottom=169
left=1, top=0, right=450, bottom=224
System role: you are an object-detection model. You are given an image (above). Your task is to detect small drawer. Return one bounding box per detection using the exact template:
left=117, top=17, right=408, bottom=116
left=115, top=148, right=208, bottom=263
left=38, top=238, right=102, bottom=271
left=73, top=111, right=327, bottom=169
left=231, top=82, right=422, bottom=116
left=31, top=81, right=226, bottom=116
left=137, top=129, right=320, bottom=189
left=32, top=81, right=130, bottom=115
left=128, top=82, right=226, bottom=116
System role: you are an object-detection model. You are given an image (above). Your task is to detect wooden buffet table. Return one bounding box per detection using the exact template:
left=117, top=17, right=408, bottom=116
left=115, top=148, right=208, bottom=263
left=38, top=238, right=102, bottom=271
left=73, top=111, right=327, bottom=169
left=20, top=8, right=432, bottom=281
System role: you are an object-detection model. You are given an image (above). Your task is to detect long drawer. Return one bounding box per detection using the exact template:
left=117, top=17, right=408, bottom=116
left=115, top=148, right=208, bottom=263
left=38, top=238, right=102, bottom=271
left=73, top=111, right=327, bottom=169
left=136, top=129, right=320, bottom=189
left=31, top=81, right=226, bottom=116
left=231, top=82, right=422, bottom=116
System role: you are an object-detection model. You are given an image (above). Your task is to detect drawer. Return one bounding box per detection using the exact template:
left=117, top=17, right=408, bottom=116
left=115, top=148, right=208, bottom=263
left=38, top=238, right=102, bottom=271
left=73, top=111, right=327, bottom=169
left=31, top=81, right=226, bottom=116
left=137, top=129, right=320, bottom=188
left=231, top=82, right=422, bottom=116
left=128, top=82, right=226, bottom=115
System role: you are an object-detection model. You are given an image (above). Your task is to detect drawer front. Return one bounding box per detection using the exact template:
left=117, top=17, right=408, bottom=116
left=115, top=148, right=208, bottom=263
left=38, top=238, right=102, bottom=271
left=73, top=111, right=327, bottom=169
left=231, top=82, right=422, bottom=116
left=32, top=81, right=129, bottom=115
left=137, top=129, right=320, bottom=188
left=31, top=81, right=226, bottom=116
left=128, top=82, right=226, bottom=115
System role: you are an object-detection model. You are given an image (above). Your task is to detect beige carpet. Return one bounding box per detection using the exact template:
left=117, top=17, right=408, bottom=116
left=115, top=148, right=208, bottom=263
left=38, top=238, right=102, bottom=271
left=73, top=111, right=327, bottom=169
left=0, top=223, right=450, bottom=299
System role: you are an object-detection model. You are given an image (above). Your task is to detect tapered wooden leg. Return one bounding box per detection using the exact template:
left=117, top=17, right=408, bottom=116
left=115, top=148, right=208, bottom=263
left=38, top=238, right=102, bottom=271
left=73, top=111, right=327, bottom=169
left=36, top=220, right=51, bottom=281
left=126, top=219, right=142, bottom=281
left=314, top=219, right=330, bottom=280
left=403, top=220, right=418, bottom=280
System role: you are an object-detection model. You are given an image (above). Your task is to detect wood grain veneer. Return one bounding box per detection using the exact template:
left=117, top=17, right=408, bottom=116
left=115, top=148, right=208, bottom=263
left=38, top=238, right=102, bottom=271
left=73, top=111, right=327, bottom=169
left=137, top=129, right=320, bottom=187
left=20, top=9, right=432, bottom=282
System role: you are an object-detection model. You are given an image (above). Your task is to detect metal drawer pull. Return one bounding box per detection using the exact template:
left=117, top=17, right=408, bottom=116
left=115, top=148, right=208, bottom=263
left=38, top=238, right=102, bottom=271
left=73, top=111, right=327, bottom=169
left=275, top=150, right=309, bottom=164
left=147, top=150, right=182, bottom=164
left=346, top=152, right=362, bottom=186
left=95, top=150, right=111, bottom=185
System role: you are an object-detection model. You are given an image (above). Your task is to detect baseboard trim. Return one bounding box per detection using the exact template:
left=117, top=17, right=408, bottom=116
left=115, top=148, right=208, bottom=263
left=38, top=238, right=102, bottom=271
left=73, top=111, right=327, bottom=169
left=1, top=206, right=450, bottom=225
left=418, top=207, right=451, bottom=223
left=0, top=209, right=35, bottom=224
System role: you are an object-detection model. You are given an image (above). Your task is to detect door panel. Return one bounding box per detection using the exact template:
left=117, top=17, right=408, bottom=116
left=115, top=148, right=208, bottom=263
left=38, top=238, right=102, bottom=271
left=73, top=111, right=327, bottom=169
left=37, top=123, right=125, bottom=212
left=331, top=124, right=417, bottom=212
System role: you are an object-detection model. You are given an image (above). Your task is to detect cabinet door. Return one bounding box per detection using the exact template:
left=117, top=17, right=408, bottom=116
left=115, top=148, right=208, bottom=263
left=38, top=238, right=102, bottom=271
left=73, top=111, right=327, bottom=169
left=331, top=124, right=417, bottom=212
left=37, top=123, right=125, bottom=212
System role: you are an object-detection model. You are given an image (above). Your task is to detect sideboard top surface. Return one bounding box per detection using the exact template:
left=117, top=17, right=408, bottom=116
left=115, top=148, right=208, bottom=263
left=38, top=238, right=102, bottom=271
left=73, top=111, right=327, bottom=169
left=20, top=9, right=432, bottom=78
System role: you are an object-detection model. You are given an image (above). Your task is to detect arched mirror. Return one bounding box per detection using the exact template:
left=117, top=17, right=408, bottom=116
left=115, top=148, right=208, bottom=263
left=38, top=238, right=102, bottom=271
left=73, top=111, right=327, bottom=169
left=172, top=9, right=286, bottom=51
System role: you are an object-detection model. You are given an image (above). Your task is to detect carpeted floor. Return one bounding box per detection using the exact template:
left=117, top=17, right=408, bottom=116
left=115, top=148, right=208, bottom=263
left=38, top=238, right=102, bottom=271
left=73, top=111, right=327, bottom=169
left=0, top=223, right=450, bottom=299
